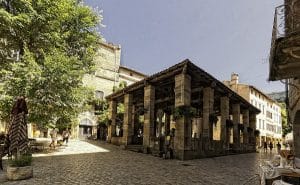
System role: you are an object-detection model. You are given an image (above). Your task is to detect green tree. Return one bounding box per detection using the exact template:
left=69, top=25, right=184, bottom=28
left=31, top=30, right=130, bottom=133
left=280, top=103, right=291, bottom=136
left=113, top=81, right=127, bottom=92
left=0, top=0, right=102, bottom=128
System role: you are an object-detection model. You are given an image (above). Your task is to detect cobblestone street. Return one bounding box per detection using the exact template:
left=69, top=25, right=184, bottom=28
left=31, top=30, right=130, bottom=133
left=1, top=140, right=272, bottom=185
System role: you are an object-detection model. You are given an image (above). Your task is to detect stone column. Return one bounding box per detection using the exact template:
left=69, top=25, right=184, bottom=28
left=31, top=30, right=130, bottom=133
left=242, top=109, right=249, bottom=146
left=132, top=105, right=136, bottom=134
left=203, top=87, right=214, bottom=150
left=249, top=113, right=257, bottom=148
left=143, top=85, right=155, bottom=151
left=107, top=100, right=117, bottom=143
left=220, top=96, right=229, bottom=147
left=174, top=73, right=191, bottom=160
left=196, top=118, right=203, bottom=139
left=165, top=113, right=171, bottom=136
left=232, top=103, right=240, bottom=150
left=123, top=94, right=133, bottom=145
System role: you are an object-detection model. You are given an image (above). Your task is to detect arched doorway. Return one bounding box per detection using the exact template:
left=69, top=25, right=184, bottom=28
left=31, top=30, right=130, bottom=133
left=97, top=124, right=107, bottom=141
left=79, top=118, right=94, bottom=139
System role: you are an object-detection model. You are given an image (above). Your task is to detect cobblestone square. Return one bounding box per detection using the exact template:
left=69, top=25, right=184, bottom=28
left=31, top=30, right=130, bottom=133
left=1, top=140, right=272, bottom=185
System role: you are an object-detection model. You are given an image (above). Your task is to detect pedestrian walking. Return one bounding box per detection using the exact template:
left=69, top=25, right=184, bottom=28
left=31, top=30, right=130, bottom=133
left=49, top=128, right=58, bottom=149
left=269, top=142, right=273, bottom=153
left=276, top=142, right=281, bottom=154
left=63, top=128, right=71, bottom=145
left=263, top=141, right=268, bottom=153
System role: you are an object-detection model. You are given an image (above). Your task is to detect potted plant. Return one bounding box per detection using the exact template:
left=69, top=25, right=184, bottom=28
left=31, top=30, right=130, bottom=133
left=135, top=107, right=148, bottom=115
left=7, top=153, right=33, bottom=181
left=254, top=130, right=260, bottom=137
left=173, top=106, right=197, bottom=120
left=247, top=127, right=253, bottom=133
left=238, top=123, right=244, bottom=131
left=209, top=113, right=218, bottom=126
left=226, top=119, right=233, bottom=128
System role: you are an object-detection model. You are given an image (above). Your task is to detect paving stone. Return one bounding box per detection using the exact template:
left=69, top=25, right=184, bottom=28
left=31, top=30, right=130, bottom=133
left=1, top=140, right=274, bottom=185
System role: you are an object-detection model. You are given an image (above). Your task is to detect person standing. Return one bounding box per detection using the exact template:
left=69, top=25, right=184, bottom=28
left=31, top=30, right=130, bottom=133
left=269, top=142, right=273, bottom=153
left=49, top=128, right=58, bottom=149
left=63, top=128, right=71, bottom=145
left=263, top=141, right=268, bottom=153
left=276, top=142, right=281, bottom=154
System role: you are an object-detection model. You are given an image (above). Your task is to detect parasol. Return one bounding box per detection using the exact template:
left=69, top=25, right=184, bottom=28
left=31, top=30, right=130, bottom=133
left=7, top=96, right=29, bottom=157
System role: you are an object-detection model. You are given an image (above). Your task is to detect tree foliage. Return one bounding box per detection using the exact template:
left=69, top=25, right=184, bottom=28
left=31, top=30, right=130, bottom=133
left=280, top=103, right=291, bottom=137
left=0, top=0, right=102, bottom=128
left=113, top=81, right=127, bottom=92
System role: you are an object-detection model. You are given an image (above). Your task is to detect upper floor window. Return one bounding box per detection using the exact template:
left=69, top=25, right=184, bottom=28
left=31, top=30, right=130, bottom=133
left=266, top=111, right=272, bottom=119
left=95, top=90, right=104, bottom=100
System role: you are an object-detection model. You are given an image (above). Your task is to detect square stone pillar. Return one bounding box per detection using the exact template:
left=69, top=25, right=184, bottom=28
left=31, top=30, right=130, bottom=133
left=232, top=103, right=240, bottom=150
left=203, top=87, right=214, bottom=149
left=242, top=109, right=249, bottom=146
left=220, top=96, right=229, bottom=147
left=132, top=105, right=136, bottom=132
left=196, top=118, right=203, bottom=139
left=123, top=94, right=133, bottom=146
left=174, top=73, right=191, bottom=160
left=143, top=85, right=155, bottom=150
left=249, top=113, right=256, bottom=147
left=107, top=100, right=117, bottom=143
left=293, top=124, right=300, bottom=158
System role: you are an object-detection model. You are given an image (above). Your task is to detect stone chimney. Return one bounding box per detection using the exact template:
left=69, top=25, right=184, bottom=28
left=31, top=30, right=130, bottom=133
left=230, top=73, right=239, bottom=86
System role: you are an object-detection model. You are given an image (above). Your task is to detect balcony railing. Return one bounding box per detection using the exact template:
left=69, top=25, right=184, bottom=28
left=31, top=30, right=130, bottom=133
left=270, top=5, right=288, bottom=66
left=269, top=3, right=300, bottom=80
left=271, top=4, right=300, bottom=41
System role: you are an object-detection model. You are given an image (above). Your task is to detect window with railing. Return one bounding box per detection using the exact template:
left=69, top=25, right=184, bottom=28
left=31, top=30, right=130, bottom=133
left=95, top=90, right=104, bottom=100
left=266, top=111, right=273, bottom=119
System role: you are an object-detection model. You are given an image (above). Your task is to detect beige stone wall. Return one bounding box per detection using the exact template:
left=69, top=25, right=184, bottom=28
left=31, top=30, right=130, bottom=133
left=289, top=78, right=300, bottom=157
left=78, top=41, right=145, bottom=139
left=119, top=67, right=146, bottom=83
left=224, top=75, right=282, bottom=144
left=289, top=78, right=300, bottom=122
left=83, top=42, right=122, bottom=98
left=8, top=42, right=144, bottom=139
left=223, top=81, right=250, bottom=101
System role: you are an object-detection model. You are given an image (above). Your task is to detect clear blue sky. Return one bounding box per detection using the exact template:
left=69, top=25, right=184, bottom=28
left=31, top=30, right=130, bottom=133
left=85, top=0, right=284, bottom=93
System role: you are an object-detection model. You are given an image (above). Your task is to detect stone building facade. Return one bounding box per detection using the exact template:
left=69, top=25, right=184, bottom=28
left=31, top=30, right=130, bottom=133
left=26, top=41, right=146, bottom=139
left=269, top=0, right=300, bottom=157
left=223, top=74, right=282, bottom=147
left=77, top=41, right=146, bottom=139
left=106, top=60, right=260, bottom=160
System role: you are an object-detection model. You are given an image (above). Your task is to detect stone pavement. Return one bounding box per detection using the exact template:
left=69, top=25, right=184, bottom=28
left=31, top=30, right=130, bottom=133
left=1, top=140, right=274, bottom=185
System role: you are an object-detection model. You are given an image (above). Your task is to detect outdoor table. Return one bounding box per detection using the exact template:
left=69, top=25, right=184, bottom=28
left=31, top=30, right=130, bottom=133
left=281, top=171, right=300, bottom=184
